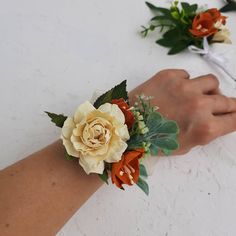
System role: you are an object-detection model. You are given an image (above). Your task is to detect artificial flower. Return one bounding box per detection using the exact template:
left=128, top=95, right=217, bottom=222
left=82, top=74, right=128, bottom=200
left=208, top=8, right=227, bottom=24
left=61, top=101, right=130, bottom=174
left=111, top=149, right=144, bottom=189
left=212, top=28, right=232, bottom=44
left=189, top=8, right=227, bottom=37
left=189, top=12, right=217, bottom=37
left=111, top=98, right=135, bottom=129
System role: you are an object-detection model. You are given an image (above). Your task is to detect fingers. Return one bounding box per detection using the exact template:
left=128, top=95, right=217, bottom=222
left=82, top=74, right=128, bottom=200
left=190, top=74, right=219, bottom=94
left=209, top=95, right=236, bottom=114
left=214, top=112, right=236, bottom=136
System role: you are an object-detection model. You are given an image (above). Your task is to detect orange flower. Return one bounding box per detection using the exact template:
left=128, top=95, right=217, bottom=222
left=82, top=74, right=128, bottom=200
left=208, top=8, right=226, bottom=24
left=189, top=8, right=227, bottom=38
left=111, top=149, right=144, bottom=189
left=111, top=98, right=135, bottom=129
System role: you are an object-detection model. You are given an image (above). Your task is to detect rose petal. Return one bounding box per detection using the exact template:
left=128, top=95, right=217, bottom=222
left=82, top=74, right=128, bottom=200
left=61, top=137, right=80, bottom=158
left=115, top=124, right=130, bottom=141
left=74, top=101, right=95, bottom=123
left=79, top=156, right=104, bottom=174
left=98, top=103, right=125, bottom=124
left=105, top=139, right=127, bottom=163
left=61, top=117, right=75, bottom=139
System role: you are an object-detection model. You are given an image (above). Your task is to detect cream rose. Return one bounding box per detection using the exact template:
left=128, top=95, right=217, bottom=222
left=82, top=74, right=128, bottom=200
left=212, top=28, right=232, bottom=44
left=61, top=101, right=130, bottom=174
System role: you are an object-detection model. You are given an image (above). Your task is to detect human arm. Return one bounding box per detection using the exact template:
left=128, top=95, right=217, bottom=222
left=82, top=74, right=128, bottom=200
left=1, top=69, right=236, bottom=236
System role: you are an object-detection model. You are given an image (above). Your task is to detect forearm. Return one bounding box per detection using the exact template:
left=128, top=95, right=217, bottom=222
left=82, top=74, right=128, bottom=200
left=0, top=140, right=103, bottom=236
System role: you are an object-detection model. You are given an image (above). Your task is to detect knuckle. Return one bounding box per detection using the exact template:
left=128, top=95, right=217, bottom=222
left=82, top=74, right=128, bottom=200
left=207, top=74, right=219, bottom=86
left=177, top=81, right=189, bottom=92
left=197, top=122, right=217, bottom=144
left=189, top=97, right=205, bottom=110
left=157, top=69, right=189, bottom=79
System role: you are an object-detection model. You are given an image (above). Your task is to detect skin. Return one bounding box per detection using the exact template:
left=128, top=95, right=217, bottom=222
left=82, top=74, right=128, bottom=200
left=1, top=69, right=236, bottom=236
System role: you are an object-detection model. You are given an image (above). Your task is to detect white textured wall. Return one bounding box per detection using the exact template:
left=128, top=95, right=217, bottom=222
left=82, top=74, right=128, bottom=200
left=1, top=0, right=236, bottom=235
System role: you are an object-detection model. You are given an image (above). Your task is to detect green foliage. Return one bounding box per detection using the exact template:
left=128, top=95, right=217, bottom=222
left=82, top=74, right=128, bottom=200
left=45, top=111, right=67, bottom=128
left=142, top=1, right=201, bottom=55
left=136, top=177, right=149, bottom=195
left=93, top=80, right=128, bottom=108
left=65, top=151, right=77, bottom=161
left=140, top=164, right=148, bottom=178
left=128, top=111, right=179, bottom=155
left=99, top=169, right=109, bottom=184
left=220, top=1, right=236, bottom=12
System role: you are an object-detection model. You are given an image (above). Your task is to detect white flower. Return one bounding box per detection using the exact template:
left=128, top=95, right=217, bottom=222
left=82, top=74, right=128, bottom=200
left=212, top=29, right=232, bottom=44
left=61, top=101, right=130, bottom=174
left=214, top=19, right=224, bottom=30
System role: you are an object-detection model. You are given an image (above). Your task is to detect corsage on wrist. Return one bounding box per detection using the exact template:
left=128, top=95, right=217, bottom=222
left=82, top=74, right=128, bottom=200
left=46, top=81, right=179, bottom=195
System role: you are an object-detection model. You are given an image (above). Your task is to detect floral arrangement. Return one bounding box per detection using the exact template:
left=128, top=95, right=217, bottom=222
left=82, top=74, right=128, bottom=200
left=141, top=1, right=231, bottom=55
left=46, top=81, right=179, bottom=195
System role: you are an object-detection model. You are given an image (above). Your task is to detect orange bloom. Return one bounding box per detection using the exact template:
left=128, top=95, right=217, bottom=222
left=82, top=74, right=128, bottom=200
left=189, top=8, right=227, bottom=38
left=111, top=149, right=144, bottom=189
left=208, top=8, right=226, bottom=24
left=111, top=98, right=135, bottom=129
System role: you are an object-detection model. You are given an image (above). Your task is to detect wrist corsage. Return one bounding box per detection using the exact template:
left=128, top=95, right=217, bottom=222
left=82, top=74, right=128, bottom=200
left=46, top=81, right=179, bottom=195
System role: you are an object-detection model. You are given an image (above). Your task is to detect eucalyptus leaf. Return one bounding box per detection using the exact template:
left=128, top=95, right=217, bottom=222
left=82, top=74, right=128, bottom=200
left=136, top=177, right=149, bottom=195
left=140, top=164, right=148, bottom=178
left=151, top=137, right=179, bottom=150
left=150, top=144, right=159, bottom=156
left=155, top=120, right=179, bottom=134
left=162, top=148, right=173, bottom=156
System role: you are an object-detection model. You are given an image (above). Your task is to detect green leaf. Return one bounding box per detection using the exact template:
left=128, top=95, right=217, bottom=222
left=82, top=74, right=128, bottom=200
left=45, top=111, right=67, bottom=128
left=146, top=112, right=163, bottom=132
left=146, top=2, right=170, bottom=14
left=190, top=4, right=198, bottom=13
left=163, top=28, right=181, bottom=40
left=93, top=80, right=128, bottom=108
left=136, top=177, right=149, bottom=196
left=181, top=2, right=198, bottom=15
left=156, top=120, right=179, bottom=134
left=220, top=1, right=236, bottom=12
left=168, top=41, right=189, bottom=55
left=127, top=134, right=144, bottom=150
left=151, top=137, right=179, bottom=150
left=145, top=111, right=180, bottom=152
left=151, top=15, right=170, bottom=21
left=162, top=148, right=172, bottom=156
left=128, top=111, right=180, bottom=153
left=150, top=144, right=158, bottom=156
left=181, top=2, right=191, bottom=13
left=99, top=169, right=109, bottom=184
left=156, top=38, right=176, bottom=48
left=65, top=151, right=77, bottom=161
left=140, top=164, right=148, bottom=178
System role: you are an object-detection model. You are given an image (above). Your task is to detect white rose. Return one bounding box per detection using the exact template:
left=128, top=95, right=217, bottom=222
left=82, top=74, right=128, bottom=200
left=61, top=101, right=130, bottom=174
left=212, top=29, right=232, bottom=44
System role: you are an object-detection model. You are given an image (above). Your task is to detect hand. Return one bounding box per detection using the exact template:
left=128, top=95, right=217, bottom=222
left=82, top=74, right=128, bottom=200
left=129, top=69, right=236, bottom=155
